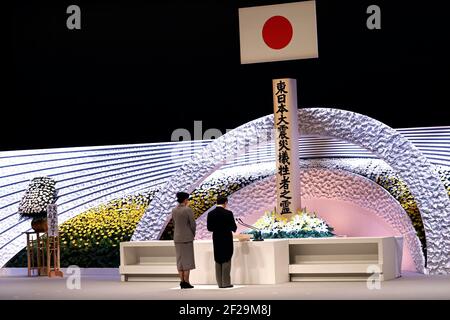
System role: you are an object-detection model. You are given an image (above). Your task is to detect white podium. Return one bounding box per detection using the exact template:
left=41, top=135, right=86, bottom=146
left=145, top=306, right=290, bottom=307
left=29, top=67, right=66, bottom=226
left=190, top=239, right=289, bottom=285
left=288, top=236, right=403, bottom=281
left=119, top=237, right=402, bottom=283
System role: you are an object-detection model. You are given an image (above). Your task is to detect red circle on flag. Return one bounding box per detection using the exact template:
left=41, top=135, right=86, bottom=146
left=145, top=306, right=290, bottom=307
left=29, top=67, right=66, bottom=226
left=262, top=15, right=293, bottom=50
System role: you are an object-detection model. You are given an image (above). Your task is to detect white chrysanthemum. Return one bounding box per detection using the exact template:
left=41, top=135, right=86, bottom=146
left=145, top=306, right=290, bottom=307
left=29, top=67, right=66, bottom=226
left=315, top=223, right=329, bottom=233
left=18, top=176, right=57, bottom=217
left=309, top=218, right=321, bottom=228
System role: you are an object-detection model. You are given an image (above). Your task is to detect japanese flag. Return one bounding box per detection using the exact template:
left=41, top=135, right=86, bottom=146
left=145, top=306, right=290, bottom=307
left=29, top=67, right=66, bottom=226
left=239, top=1, right=318, bottom=64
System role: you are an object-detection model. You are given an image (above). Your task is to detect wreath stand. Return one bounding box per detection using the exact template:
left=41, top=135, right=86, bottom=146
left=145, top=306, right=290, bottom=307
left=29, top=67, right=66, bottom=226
left=25, top=204, right=64, bottom=278
left=25, top=231, right=63, bottom=277
left=46, top=234, right=63, bottom=277
left=25, top=231, right=47, bottom=276
left=46, top=204, right=63, bottom=277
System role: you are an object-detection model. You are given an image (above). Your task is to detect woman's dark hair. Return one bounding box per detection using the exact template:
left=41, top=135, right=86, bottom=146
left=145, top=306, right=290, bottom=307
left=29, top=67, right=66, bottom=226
left=176, top=192, right=190, bottom=203
left=216, top=195, right=228, bottom=205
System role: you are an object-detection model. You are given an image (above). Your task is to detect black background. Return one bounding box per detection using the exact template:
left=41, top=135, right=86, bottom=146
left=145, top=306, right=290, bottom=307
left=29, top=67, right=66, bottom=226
left=6, top=0, right=450, bottom=151
left=0, top=300, right=442, bottom=318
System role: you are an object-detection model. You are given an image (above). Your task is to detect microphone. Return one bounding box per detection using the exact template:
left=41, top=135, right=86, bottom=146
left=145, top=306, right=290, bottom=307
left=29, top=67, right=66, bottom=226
left=235, top=218, right=264, bottom=241
left=236, top=217, right=260, bottom=230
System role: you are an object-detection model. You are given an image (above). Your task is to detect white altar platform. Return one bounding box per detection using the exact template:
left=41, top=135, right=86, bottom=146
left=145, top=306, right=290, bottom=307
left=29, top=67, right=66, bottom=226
left=119, top=237, right=402, bottom=283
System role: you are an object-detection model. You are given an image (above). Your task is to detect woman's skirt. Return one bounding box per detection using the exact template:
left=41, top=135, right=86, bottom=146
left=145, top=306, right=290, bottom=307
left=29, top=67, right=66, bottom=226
left=174, top=241, right=196, bottom=271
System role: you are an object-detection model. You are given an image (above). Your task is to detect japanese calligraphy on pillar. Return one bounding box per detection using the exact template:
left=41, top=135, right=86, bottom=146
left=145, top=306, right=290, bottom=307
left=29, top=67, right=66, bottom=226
left=273, top=79, right=301, bottom=217
left=47, top=204, right=59, bottom=237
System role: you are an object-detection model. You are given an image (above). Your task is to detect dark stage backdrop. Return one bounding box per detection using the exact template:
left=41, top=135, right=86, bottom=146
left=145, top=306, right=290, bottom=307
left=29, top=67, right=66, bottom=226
left=6, top=0, right=450, bottom=150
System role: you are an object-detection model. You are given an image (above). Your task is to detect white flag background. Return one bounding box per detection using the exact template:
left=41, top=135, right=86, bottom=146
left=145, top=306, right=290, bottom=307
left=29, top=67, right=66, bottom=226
left=239, top=1, right=318, bottom=64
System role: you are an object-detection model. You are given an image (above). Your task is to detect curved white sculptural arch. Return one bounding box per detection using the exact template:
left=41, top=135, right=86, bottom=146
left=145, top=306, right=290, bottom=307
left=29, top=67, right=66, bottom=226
left=132, top=108, right=450, bottom=275
left=194, top=168, right=425, bottom=273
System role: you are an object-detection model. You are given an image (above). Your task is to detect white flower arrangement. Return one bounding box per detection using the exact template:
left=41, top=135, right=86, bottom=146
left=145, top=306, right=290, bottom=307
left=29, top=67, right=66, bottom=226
left=18, top=176, right=57, bottom=220
left=246, top=209, right=334, bottom=238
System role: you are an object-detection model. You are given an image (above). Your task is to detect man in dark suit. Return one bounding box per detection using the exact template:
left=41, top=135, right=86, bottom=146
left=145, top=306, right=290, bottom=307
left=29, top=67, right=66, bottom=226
left=207, top=195, right=237, bottom=288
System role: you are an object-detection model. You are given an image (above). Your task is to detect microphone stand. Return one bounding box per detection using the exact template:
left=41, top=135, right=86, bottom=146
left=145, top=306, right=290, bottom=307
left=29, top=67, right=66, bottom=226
left=236, top=218, right=264, bottom=241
